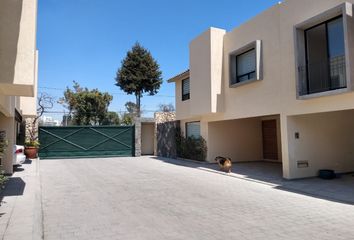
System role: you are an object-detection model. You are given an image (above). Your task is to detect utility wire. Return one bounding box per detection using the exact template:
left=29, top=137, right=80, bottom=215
left=44, top=110, right=159, bottom=113
left=38, top=87, right=175, bottom=98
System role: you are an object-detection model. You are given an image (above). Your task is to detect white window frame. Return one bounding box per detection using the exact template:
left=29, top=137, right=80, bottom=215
left=229, top=40, right=262, bottom=87
left=186, top=121, right=200, bottom=139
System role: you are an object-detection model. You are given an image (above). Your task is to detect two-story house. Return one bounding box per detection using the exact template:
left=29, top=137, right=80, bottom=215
left=0, top=0, right=38, bottom=174
left=169, top=0, right=354, bottom=179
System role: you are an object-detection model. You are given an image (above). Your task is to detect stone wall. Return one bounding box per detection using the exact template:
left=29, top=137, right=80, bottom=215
left=24, top=117, right=38, bottom=142
left=154, top=112, right=176, bottom=124
left=134, top=117, right=141, bottom=157
left=154, top=112, right=178, bottom=158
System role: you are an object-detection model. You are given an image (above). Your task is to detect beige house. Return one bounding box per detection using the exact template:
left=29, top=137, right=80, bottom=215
left=169, top=0, right=354, bottom=179
left=0, top=0, right=38, bottom=174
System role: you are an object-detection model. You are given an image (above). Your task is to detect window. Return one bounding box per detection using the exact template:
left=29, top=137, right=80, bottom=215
left=186, top=122, right=200, bottom=138
left=182, top=78, right=190, bottom=101
left=229, top=40, right=262, bottom=86
left=299, top=16, right=346, bottom=95
left=236, top=49, right=256, bottom=83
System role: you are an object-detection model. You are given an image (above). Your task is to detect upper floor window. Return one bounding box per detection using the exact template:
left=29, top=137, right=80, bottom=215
left=299, top=16, right=346, bottom=95
left=182, top=78, right=190, bottom=101
left=186, top=121, right=200, bottom=138
left=236, top=49, right=256, bottom=83
left=229, top=40, right=262, bottom=87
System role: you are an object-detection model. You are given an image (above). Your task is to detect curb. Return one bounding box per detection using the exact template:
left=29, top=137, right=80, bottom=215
left=32, top=159, right=44, bottom=240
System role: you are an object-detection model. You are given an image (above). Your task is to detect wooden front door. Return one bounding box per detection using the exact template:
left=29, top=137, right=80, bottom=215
left=262, top=120, right=278, bottom=160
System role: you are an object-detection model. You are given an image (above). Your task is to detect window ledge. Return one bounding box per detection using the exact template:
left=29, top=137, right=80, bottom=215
left=230, top=78, right=260, bottom=88
left=297, top=87, right=349, bottom=100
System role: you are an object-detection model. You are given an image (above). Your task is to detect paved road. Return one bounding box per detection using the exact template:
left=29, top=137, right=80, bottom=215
left=40, top=156, right=354, bottom=240
left=0, top=159, right=42, bottom=240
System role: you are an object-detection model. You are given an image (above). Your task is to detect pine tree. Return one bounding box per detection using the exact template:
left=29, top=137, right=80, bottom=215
left=115, top=43, right=162, bottom=117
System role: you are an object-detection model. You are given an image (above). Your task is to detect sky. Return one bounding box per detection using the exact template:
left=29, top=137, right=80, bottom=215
left=37, top=0, right=280, bottom=119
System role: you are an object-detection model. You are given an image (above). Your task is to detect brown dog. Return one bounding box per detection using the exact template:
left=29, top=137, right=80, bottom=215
left=215, top=156, right=232, bottom=173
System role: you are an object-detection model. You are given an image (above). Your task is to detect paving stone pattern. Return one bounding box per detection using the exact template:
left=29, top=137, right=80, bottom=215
left=39, top=156, right=354, bottom=240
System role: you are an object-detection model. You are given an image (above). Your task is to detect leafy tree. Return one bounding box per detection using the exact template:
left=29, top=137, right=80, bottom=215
left=158, top=103, right=175, bottom=112
left=115, top=42, right=162, bottom=117
left=120, top=101, right=138, bottom=126
left=121, top=113, right=133, bottom=126
left=59, top=81, right=113, bottom=125
left=102, top=112, right=120, bottom=126
left=125, top=101, right=138, bottom=115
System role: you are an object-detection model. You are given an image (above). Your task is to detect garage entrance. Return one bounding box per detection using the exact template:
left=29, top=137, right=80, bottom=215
left=208, top=115, right=282, bottom=162
left=39, top=126, right=134, bottom=159
left=207, top=115, right=283, bottom=176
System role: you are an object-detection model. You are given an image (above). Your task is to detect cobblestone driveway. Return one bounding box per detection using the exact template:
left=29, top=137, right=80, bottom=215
left=40, top=156, right=354, bottom=240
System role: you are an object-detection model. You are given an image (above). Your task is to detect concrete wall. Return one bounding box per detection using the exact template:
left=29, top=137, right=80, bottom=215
left=221, top=0, right=354, bottom=121
left=189, top=29, right=212, bottom=116
left=19, top=50, right=38, bottom=117
left=287, top=110, right=354, bottom=179
left=0, top=0, right=37, bottom=96
left=0, top=0, right=38, bottom=174
left=171, top=0, right=354, bottom=179
left=0, top=96, right=15, bottom=117
left=208, top=118, right=263, bottom=163
left=173, top=0, right=354, bottom=122
left=141, top=123, right=154, bottom=155
left=175, top=79, right=191, bottom=120
left=177, top=27, right=225, bottom=119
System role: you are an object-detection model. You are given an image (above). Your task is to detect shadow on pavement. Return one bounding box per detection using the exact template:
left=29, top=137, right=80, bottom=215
left=13, top=167, right=24, bottom=172
left=22, top=159, right=32, bottom=164
left=152, top=156, right=354, bottom=205
left=0, top=177, right=26, bottom=198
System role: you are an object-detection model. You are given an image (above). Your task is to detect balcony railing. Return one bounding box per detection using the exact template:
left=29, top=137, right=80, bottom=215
left=298, top=55, right=346, bottom=96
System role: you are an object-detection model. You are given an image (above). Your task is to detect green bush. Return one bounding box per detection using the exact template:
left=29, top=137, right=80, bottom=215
left=176, top=127, right=207, bottom=161
left=0, top=170, right=7, bottom=189
left=0, top=139, right=8, bottom=158
left=25, top=140, right=40, bottom=148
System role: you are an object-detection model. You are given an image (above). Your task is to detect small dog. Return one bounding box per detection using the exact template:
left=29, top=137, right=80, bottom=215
left=215, top=156, right=232, bottom=173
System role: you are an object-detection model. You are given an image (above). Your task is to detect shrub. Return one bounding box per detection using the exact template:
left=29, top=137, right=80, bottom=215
left=176, top=127, right=207, bottom=161
left=0, top=139, right=8, bottom=158
left=25, top=140, right=40, bottom=148
left=0, top=170, right=7, bottom=189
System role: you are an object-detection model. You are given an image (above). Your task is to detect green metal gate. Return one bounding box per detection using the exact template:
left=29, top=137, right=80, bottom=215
left=39, top=126, right=134, bottom=159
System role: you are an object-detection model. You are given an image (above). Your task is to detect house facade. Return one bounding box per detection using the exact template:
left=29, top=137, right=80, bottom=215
left=169, top=0, right=354, bottom=179
left=0, top=0, right=38, bottom=174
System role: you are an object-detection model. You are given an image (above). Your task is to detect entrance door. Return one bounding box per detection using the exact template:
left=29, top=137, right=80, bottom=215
left=262, top=120, right=278, bottom=160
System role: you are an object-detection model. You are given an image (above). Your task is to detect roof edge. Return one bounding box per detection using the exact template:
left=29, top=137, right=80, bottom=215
left=167, top=69, right=190, bottom=83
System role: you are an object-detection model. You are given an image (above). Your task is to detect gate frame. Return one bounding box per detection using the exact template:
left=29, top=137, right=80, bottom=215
left=38, top=125, right=135, bottom=159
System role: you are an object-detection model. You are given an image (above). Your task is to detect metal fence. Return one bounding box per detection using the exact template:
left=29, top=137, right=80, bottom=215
left=39, top=125, right=135, bottom=159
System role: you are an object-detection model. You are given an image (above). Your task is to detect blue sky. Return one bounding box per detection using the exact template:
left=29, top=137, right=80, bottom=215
left=37, top=0, right=279, bottom=118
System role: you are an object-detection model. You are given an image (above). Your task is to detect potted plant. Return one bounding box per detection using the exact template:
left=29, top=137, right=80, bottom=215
left=24, top=140, right=40, bottom=159
left=25, top=115, right=40, bottom=159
